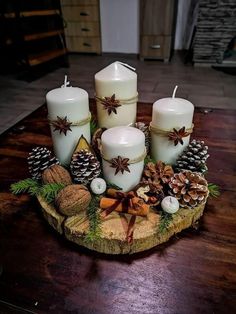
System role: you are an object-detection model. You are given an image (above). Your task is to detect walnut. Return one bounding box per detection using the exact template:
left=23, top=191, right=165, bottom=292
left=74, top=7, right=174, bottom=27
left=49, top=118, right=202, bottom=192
left=42, top=164, right=72, bottom=185
left=55, top=184, right=91, bottom=216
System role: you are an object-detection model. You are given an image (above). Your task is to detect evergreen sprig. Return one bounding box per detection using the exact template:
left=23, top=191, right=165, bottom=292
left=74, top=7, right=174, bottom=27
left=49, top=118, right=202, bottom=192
left=40, top=183, right=65, bottom=203
left=10, top=179, right=41, bottom=196
left=159, top=211, right=173, bottom=234
left=106, top=182, right=122, bottom=190
left=11, top=178, right=65, bottom=203
left=144, top=155, right=155, bottom=165
left=90, top=118, right=98, bottom=136
left=208, top=183, right=220, bottom=198
left=85, top=195, right=102, bottom=242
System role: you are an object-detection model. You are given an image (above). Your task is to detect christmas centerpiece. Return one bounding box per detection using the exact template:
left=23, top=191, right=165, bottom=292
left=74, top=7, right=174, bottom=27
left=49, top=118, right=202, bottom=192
left=11, top=65, right=219, bottom=255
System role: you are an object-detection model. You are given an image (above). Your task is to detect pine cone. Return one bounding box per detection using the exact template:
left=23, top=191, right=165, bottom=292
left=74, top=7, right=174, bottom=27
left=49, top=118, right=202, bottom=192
left=175, top=139, right=209, bottom=173
left=168, top=171, right=209, bottom=208
left=70, top=149, right=101, bottom=185
left=135, top=122, right=150, bottom=154
left=141, top=161, right=174, bottom=192
left=28, top=147, right=59, bottom=180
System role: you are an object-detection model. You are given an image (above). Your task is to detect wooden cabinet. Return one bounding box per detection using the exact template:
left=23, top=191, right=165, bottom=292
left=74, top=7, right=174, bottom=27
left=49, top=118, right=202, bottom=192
left=61, top=0, right=101, bottom=54
left=140, top=0, right=176, bottom=61
left=0, top=0, right=67, bottom=71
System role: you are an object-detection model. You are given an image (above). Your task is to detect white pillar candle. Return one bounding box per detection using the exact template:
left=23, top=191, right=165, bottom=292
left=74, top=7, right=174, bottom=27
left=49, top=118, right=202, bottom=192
left=150, top=86, right=194, bottom=165
left=101, top=126, right=145, bottom=192
left=95, top=61, right=137, bottom=128
left=46, top=77, right=90, bottom=165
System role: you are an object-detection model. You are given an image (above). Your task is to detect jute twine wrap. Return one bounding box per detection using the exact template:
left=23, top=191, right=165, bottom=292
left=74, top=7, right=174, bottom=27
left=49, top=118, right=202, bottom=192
left=49, top=112, right=91, bottom=127
left=95, top=93, right=138, bottom=105
left=149, top=122, right=194, bottom=136
left=101, top=148, right=147, bottom=165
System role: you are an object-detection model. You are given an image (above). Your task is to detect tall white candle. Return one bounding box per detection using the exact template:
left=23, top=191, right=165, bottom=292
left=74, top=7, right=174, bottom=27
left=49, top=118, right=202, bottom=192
left=46, top=77, right=90, bottom=165
left=150, top=86, right=194, bottom=165
left=101, top=126, right=145, bottom=192
left=95, top=61, right=137, bottom=128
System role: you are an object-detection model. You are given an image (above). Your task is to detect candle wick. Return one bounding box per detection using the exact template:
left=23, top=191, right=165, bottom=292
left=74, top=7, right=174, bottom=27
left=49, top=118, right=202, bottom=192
left=172, top=85, right=178, bottom=98
left=117, top=61, right=136, bottom=72
left=62, top=75, right=70, bottom=88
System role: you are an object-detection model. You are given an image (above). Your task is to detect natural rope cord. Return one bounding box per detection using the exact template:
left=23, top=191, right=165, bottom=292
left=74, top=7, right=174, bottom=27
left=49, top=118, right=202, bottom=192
left=101, top=148, right=147, bottom=165
left=95, top=93, right=139, bottom=105
left=149, top=122, right=194, bottom=135
left=49, top=112, right=91, bottom=127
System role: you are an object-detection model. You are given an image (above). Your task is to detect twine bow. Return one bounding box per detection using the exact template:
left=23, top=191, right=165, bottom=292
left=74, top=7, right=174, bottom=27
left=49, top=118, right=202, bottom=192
left=100, top=190, right=142, bottom=244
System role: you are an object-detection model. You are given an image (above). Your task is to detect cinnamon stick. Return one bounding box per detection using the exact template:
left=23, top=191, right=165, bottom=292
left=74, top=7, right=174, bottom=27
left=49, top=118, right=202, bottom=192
left=100, top=197, right=149, bottom=217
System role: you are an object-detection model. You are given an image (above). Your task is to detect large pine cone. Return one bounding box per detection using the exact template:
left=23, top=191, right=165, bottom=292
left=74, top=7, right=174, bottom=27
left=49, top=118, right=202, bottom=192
left=168, top=171, right=209, bottom=208
left=70, top=149, right=101, bottom=185
left=175, top=139, right=209, bottom=173
left=28, top=147, right=59, bottom=180
left=141, top=161, right=174, bottom=192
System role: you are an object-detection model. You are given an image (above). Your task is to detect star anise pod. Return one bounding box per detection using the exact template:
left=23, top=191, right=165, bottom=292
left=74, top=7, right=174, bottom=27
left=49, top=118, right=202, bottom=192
left=110, top=156, right=130, bottom=175
left=101, top=94, right=121, bottom=115
left=168, top=126, right=190, bottom=146
left=51, top=116, right=72, bottom=136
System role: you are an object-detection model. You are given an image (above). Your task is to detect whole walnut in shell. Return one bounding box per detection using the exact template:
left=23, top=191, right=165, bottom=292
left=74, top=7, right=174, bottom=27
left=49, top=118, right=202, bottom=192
left=42, top=164, right=72, bottom=185
left=55, top=184, right=91, bottom=216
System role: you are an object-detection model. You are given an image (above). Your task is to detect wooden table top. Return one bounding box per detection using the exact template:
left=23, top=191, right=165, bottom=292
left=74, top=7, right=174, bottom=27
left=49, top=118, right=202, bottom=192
left=0, top=101, right=236, bottom=314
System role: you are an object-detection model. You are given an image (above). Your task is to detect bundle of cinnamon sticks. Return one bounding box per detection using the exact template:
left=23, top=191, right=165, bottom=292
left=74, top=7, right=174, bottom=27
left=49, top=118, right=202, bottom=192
left=100, top=188, right=150, bottom=217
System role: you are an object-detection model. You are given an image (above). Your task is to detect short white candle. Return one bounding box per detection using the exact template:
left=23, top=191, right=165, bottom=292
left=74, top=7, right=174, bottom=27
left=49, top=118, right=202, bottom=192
left=151, top=86, right=194, bottom=165
left=46, top=77, right=90, bottom=165
left=101, top=126, right=145, bottom=192
left=161, top=196, right=179, bottom=214
left=95, top=61, right=137, bottom=128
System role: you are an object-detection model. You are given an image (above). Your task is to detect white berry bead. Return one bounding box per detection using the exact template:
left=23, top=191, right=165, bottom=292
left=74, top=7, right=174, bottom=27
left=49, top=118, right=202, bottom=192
left=161, top=196, right=179, bottom=214
left=90, top=178, right=107, bottom=195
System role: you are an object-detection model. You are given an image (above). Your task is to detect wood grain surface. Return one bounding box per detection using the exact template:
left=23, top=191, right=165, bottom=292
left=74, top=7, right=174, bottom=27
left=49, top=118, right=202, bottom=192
left=0, top=101, right=236, bottom=314
left=38, top=195, right=206, bottom=255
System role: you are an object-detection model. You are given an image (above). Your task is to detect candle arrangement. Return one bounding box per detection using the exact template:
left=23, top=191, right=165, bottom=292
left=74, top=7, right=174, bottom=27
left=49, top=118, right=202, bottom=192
left=11, top=63, right=219, bottom=255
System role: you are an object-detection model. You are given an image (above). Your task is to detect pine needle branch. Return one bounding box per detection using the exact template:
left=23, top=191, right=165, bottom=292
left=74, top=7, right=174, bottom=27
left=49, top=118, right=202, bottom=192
left=144, top=155, right=155, bottom=165
left=10, top=178, right=41, bottom=196
left=208, top=183, right=220, bottom=198
left=106, top=182, right=122, bottom=190
left=39, top=183, right=65, bottom=203
left=85, top=195, right=102, bottom=242
left=159, top=211, right=173, bottom=234
left=90, top=118, right=98, bottom=136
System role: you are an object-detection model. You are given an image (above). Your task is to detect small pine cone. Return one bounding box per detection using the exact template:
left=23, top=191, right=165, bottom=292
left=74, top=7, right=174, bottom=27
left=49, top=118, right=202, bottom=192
left=28, top=147, right=59, bottom=180
left=135, top=122, right=150, bottom=154
left=175, top=139, right=209, bottom=173
left=168, top=171, right=209, bottom=208
left=70, top=149, right=101, bottom=185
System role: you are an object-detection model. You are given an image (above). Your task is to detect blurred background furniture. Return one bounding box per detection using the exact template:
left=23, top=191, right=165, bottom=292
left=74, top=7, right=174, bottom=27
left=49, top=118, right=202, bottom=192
left=0, top=0, right=67, bottom=73
left=139, top=0, right=177, bottom=62
left=61, top=0, right=101, bottom=54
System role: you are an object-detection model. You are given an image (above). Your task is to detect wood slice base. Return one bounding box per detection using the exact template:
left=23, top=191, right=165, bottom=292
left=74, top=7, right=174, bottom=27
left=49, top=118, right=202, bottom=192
left=37, top=196, right=205, bottom=255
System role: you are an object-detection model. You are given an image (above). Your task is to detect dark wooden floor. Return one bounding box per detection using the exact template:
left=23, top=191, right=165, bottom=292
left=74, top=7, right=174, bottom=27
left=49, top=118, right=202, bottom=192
left=0, top=52, right=235, bottom=134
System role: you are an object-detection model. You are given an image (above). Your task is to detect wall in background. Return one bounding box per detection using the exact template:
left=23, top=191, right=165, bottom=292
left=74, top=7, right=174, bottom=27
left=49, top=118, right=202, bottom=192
left=100, top=0, right=196, bottom=53
left=100, top=0, right=139, bottom=53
